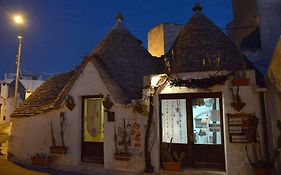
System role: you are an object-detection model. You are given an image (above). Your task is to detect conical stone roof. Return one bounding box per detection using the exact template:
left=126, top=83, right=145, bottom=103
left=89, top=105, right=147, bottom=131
left=90, top=14, right=164, bottom=103
left=168, top=6, right=254, bottom=73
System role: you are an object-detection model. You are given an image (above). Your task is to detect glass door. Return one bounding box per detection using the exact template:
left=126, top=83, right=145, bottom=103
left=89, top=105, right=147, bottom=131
left=191, top=97, right=225, bottom=169
left=192, top=98, right=222, bottom=145
left=161, top=99, right=188, bottom=144
left=82, top=96, right=104, bottom=163
left=160, top=93, right=225, bottom=169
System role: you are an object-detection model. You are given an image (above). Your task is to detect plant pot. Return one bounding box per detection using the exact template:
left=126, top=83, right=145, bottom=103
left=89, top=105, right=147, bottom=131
left=163, top=162, right=181, bottom=171
left=231, top=102, right=246, bottom=112
left=232, top=79, right=250, bottom=86
left=114, top=152, right=131, bottom=161
left=49, top=146, right=68, bottom=154
left=253, top=167, right=272, bottom=175
left=31, top=156, right=50, bottom=167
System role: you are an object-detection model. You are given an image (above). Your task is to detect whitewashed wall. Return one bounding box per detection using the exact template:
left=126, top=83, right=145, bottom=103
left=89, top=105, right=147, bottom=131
left=150, top=70, right=264, bottom=175
left=9, top=62, right=146, bottom=173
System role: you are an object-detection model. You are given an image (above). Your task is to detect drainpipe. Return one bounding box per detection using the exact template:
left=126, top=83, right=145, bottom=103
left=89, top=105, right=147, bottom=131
left=255, top=87, right=271, bottom=161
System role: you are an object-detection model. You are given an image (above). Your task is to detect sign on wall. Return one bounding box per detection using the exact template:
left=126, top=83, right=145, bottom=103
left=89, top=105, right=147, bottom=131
left=227, top=113, right=258, bottom=143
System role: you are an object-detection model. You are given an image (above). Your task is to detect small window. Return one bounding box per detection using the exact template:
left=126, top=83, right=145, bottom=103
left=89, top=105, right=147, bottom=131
left=3, top=116, right=6, bottom=121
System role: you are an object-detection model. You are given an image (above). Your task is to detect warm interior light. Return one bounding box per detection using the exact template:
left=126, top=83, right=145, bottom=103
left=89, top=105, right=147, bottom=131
left=14, top=15, right=23, bottom=24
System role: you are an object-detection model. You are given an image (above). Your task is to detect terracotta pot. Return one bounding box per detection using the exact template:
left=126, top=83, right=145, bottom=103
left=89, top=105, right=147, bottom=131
left=232, top=79, right=250, bottom=86
left=163, top=162, right=181, bottom=171
left=31, top=157, right=50, bottom=166
left=49, top=146, right=68, bottom=154
left=114, top=152, right=131, bottom=161
left=253, top=167, right=272, bottom=175
left=231, top=102, right=246, bottom=112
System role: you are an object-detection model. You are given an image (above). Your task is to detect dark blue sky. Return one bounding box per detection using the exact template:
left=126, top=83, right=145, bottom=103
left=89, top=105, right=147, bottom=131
left=0, top=0, right=232, bottom=79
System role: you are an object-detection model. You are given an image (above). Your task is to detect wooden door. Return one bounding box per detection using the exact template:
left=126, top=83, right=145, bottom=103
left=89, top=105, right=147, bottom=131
left=82, top=96, right=104, bottom=163
left=160, top=93, right=225, bottom=169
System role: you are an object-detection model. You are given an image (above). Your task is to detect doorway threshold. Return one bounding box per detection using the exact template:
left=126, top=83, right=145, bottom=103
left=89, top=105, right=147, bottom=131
left=159, top=168, right=226, bottom=175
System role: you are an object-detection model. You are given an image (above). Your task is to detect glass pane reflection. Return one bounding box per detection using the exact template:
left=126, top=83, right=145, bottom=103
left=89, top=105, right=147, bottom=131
left=192, top=98, right=222, bottom=145
left=161, top=99, right=188, bottom=144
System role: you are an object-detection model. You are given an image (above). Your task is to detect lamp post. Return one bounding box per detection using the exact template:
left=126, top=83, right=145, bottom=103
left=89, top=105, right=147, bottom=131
left=14, top=15, right=24, bottom=109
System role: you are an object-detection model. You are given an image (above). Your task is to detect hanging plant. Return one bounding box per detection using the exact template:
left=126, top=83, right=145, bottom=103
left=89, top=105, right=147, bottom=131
left=133, top=99, right=149, bottom=116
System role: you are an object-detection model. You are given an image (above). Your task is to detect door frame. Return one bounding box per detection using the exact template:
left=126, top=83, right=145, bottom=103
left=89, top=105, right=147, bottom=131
left=159, top=92, right=225, bottom=169
left=81, top=94, right=104, bottom=163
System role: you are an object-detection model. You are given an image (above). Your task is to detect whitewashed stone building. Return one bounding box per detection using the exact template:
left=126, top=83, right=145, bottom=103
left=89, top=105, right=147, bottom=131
left=9, top=5, right=269, bottom=175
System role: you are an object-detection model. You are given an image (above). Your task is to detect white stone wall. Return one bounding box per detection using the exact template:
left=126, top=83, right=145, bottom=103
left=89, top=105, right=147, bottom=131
left=150, top=70, right=264, bottom=175
left=9, top=62, right=147, bottom=173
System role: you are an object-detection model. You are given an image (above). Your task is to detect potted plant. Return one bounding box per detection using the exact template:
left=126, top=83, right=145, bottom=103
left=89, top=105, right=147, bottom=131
left=161, top=138, right=185, bottom=171
left=49, top=114, right=68, bottom=154
left=232, top=42, right=250, bottom=86
left=229, top=86, right=246, bottom=112
left=114, top=118, right=131, bottom=161
left=232, top=70, right=250, bottom=86
left=245, top=120, right=281, bottom=175
left=31, top=152, right=50, bottom=167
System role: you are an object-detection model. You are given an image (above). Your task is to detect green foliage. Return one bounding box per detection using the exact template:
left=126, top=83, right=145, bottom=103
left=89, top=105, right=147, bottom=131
left=169, top=74, right=230, bottom=89
left=161, top=138, right=186, bottom=162
left=113, top=119, right=130, bottom=154
left=133, top=99, right=149, bottom=116
left=114, top=125, right=119, bottom=154
left=173, top=151, right=186, bottom=162
left=246, top=120, right=281, bottom=168
left=161, top=138, right=174, bottom=162
left=229, top=86, right=242, bottom=103
left=122, top=118, right=129, bottom=153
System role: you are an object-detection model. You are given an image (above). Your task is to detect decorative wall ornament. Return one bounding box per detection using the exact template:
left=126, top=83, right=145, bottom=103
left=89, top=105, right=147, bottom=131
left=170, top=73, right=231, bottom=89
left=65, top=95, right=75, bottom=111
left=103, top=95, right=113, bottom=111
left=49, top=113, right=68, bottom=154
left=229, top=86, right=246, bottom=112
left=132, top=122, right=141, bottom=147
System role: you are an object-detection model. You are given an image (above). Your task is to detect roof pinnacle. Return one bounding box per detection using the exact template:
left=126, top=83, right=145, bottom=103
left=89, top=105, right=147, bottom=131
left=192, top=3, right=203, bottom=12
left=115, top=12, right=124, bottom=22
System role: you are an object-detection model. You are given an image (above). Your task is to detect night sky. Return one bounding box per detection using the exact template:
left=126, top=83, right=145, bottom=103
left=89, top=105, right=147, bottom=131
left=0, top=0, right=232, bottom=79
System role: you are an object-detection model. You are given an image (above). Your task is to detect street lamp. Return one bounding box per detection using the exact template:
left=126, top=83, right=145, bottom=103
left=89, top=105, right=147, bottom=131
left=13, top=15, right=24, bottom=109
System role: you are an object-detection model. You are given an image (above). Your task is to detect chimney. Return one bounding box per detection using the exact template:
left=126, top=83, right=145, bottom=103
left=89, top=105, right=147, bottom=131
left=1, top=82, right=9, bottom=99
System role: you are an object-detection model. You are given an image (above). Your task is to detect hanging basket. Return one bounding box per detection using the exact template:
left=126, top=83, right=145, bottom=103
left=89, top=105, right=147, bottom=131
left=231, top=102, right=246, bottom=112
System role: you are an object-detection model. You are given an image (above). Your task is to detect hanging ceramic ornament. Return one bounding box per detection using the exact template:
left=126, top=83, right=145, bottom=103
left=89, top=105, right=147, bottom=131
left=65, top=95, right=75, bottom=111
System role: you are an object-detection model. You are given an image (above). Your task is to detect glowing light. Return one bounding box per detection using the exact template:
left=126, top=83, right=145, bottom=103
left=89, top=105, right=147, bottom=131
left=14, top=15, right=24, bottom=24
